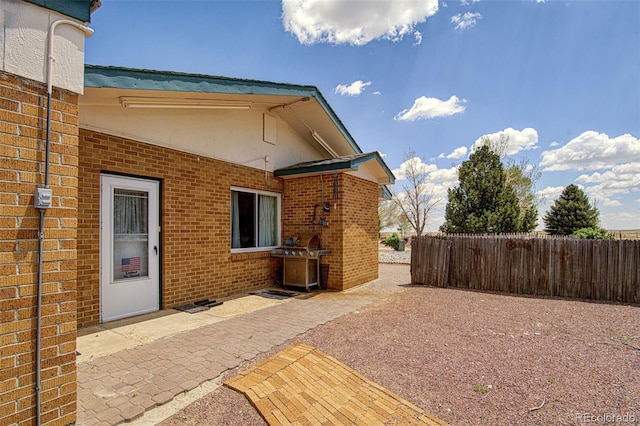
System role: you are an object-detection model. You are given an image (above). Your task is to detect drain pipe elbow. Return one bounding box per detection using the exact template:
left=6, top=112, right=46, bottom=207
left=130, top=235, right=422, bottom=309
left=44, top=20, right=93, bottom=187
left=47, top=20, right=94, bottom=95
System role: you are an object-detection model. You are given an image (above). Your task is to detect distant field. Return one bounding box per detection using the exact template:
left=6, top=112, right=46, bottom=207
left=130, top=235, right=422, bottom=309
left=611, top=229, right=640, bottom=240
left=381, top=230, right=640, bottom=240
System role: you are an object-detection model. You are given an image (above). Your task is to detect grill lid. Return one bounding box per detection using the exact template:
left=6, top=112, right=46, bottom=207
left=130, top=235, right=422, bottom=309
left=284, top=234, right=320, bottom=249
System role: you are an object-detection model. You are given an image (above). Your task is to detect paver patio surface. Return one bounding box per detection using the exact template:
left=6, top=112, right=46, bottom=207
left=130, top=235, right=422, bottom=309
left=77, top=264, right=411, bottom=425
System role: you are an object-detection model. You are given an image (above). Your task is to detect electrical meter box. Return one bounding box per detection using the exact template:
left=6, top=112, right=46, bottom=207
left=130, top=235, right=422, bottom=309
left=34, top=188, right=52, bottom=209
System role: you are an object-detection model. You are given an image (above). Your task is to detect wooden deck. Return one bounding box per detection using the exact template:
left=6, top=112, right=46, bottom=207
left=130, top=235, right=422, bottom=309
left=225, top=343, right=448, bottom=425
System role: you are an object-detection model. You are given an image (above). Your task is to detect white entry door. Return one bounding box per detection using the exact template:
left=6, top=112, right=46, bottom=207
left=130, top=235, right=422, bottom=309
left=100, top=175, right=160, bottom=322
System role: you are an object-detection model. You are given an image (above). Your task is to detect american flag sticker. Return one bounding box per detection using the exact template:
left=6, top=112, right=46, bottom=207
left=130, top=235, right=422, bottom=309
left=121, top=257, right=141, bottom=277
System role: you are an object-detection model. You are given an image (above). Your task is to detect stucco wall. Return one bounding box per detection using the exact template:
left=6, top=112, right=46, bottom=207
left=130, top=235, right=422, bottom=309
left=79, top=101, right=326, bottom=176
left=1, top=0, right=90, bottom=94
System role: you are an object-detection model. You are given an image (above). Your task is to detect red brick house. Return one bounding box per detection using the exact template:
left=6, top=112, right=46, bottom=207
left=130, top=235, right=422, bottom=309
left=1, top=1, right=394, bottom=424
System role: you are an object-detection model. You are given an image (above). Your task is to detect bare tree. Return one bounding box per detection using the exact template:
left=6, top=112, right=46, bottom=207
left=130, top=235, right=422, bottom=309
left=378, top=199, right=400, bottom=236
left=392, top=150, right=443, bottom=236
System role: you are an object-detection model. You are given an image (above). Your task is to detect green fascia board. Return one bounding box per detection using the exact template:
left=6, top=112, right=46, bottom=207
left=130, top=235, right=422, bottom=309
left=85, top=65, right=318, bottom=98
left=83, top=65, right=363, bottom=154
left=381, top=185, right=393, bottom=200
left=25, top=0, right=91, bottom=22
left=275, top=152, right=396, bottom=184
left=368, top=151, right=396, bottom=184
left=307, top=87, right=363, bottom=155
left=275, top=161, right=357, bottom=177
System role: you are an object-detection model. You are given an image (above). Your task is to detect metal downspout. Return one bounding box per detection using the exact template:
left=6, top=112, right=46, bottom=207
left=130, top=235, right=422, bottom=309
left=36, top=19, right=93, bottom=426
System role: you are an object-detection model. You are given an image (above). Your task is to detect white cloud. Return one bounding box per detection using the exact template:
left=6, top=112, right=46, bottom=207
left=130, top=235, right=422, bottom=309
left=539, top=161, right=639, bottom=223
left=540, top=131, right=640, bottom=171
left=427, top=167, right=459, bottom=190
left=451, top=12, right=482, bottom=30
left=575, top=163, right=640, bottom=185
left=281, top=0, right=439, bottom=46
left=549, top=141, right=560, bottom=147
left=373, top=91, right=382, bottom=96
left=392, top=156, right=438, bottom=180
left=334, top=80, right=372, bottom=96
left=438, top=146, right=468, bottom=159
left=394, top=95, right=466, bottom=121
left=414, top=31, right=423, bottom=46
left=472, top=127, right=539, bottom=156
left=393, top=158, right=458, bottom=195
left=537, top=185, right=569, bottom=206
left=575, top=162, right=640, bottom=206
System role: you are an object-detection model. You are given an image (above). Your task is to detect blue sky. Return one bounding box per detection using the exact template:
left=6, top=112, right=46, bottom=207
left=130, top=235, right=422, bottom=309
left=85, top=0, right=640, bottom=231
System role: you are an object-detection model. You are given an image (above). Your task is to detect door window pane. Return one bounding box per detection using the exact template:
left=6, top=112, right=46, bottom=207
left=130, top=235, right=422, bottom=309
left=113, top=189, right=149, bottom=280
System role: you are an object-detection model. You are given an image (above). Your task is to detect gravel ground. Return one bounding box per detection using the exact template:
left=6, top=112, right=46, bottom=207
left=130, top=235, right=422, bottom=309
left=378, top=248, right=411, bottom=264
left=162, top=264, right=639, bottom=426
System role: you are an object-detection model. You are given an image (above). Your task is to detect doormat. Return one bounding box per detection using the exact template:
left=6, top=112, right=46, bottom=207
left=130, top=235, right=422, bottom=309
left=248, top=289, right=301, bottom=300
left=224, top=343, right=449, bottom=425
left=174, top=299, right=223, bottom=314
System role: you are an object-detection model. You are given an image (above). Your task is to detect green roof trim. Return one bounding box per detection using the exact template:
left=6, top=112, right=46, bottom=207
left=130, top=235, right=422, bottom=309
left=84, top=65, right=363, bottom=154
left=381, top=185, right=393, bottom=200
left=274, top=152, right=396, bottom=185
left=85, top=65, right=318, bottom=97
left=25, top=0, right=92, bottom=22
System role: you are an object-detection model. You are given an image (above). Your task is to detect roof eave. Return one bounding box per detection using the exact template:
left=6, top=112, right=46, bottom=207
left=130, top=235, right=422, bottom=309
left=25, top=0, right=95, bottom=22
left=84, top=65, right=319, bottom=98
left=82, top=66, right=397, bottom=185
left=274, top=163, right=355, bottom=178
left=381, top=185, right=393, bottom=200
left=84, top=65, right=365, bottom=155
left=275, top=152, right=395, bottom=185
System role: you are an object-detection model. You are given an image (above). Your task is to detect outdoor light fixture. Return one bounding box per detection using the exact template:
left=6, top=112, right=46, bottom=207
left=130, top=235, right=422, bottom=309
left=311, top=131, right=339, bottom=158
left=119, top=97, right=252, bottom=110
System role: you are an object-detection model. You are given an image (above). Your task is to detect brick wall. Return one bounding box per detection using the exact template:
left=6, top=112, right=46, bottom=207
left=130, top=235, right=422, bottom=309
left=77, top=129, right=284, bottom=328
left=282, top=173, right=379, bottom=290
left=0, top=71, right=79, bottom=425
left=341, top=174, right=379, bottom=288
left=282, top=174, right=341, bottom=289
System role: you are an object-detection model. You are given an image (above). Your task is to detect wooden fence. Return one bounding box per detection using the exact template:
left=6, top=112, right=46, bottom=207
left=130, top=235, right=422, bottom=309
left=411, top=235, right=640, bottom=304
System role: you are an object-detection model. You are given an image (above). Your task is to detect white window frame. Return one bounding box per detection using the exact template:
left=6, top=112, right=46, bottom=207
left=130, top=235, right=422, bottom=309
left=231, top=186, right=281, bottom=253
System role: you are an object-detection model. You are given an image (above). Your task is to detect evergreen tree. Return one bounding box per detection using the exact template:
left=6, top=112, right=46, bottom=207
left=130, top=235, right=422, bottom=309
left=485, top=134, right=540, bottom=232
left=440, top=144, right=520, bottom=233
left=543, top=184, right=600, bottom=235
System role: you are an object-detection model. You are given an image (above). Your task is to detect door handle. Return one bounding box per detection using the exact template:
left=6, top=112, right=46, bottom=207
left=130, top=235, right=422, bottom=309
left=154, top=246, right=158, bottom=255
